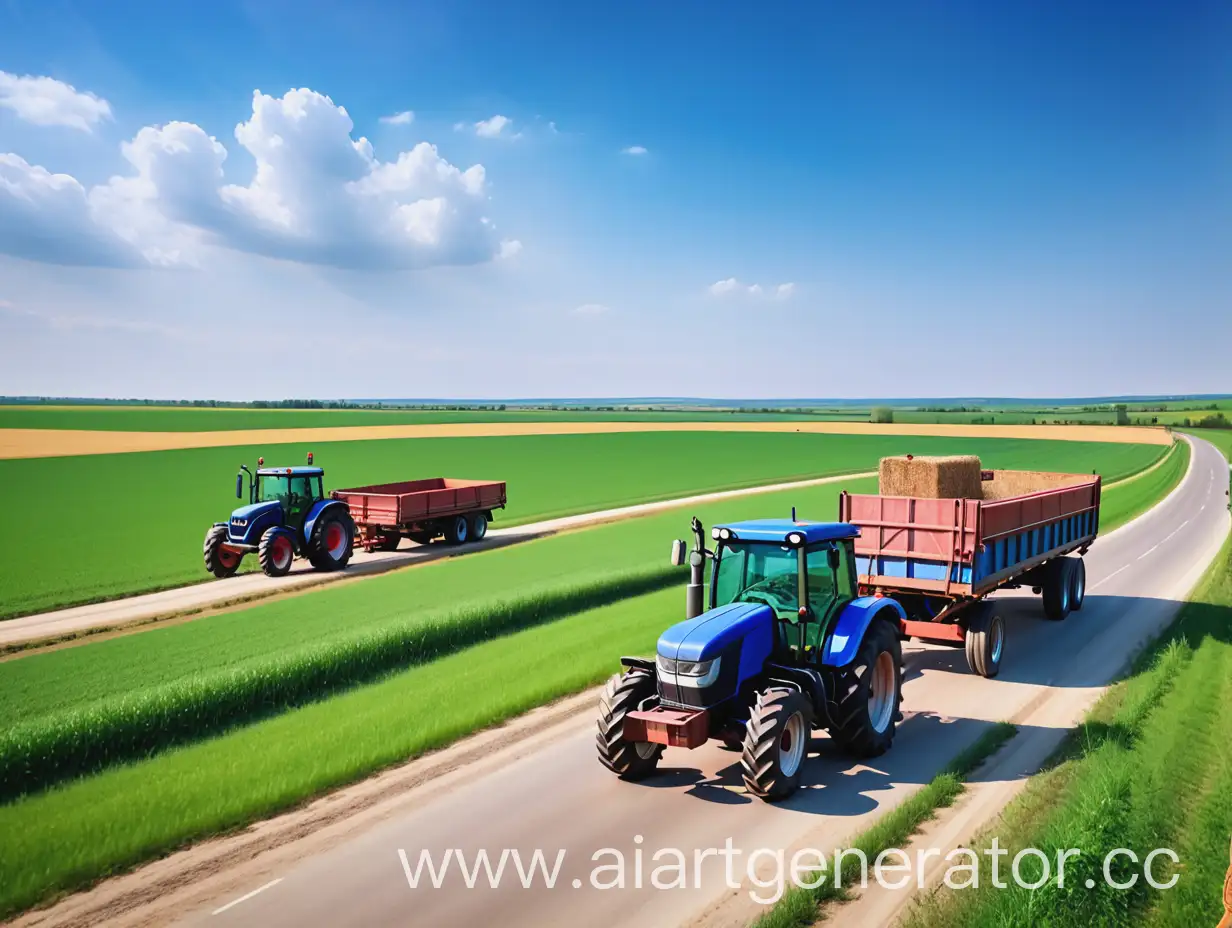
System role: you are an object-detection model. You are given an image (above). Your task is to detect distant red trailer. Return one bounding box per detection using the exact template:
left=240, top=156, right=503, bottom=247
left=838, top=471, right=1100, bottom=675
left=332, top=478, right=507, bottom=552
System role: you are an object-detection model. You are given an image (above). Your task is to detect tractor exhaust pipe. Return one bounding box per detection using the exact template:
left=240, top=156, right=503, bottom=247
left=672, top=517, right=714, bottom=620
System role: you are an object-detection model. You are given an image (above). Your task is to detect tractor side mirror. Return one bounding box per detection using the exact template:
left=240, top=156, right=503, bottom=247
left=236, top=474, right=244, bottom=499
left=827, top=546, right=840, bottom=571
left=670, top=539, right=686, bottom=567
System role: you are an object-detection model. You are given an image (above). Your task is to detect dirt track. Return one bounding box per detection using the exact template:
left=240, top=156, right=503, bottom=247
left=0, top=421, right=1172, bottom=459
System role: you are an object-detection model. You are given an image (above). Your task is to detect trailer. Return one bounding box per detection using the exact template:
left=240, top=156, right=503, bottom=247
left=838, top=466, right=1101, bottom=677
left=332, top=478, right=507, bottom=552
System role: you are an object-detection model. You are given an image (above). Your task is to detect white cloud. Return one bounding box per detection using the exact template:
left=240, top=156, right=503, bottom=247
left=707, top=278, right=796, bottom=300
left=0, top=87, right=510, bottom=269
left=573, top=302, right=608, bottom=315
left=474, top=115, right=513, bottom=138
left=622, top=145, right=648, bottom=156
left=498, top=238, right=522, bottom=259
left=379, top=110, right=414, bottom=126
left=0, top=71, right=112, bottom=131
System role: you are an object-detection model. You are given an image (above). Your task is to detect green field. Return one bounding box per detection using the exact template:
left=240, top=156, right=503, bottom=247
left=903, top=538, right=1232, bottom=928
left=1097, top=439, right=1189, bottom=530
left=0, top=433, right=1166, bottom=618
left=1183, top=428, right=1232, bottom=462
left=0, top=444, right=1190, bottom=916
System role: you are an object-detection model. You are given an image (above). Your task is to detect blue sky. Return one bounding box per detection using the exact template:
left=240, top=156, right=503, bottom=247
left=0, top=0, right=1228, bottom=400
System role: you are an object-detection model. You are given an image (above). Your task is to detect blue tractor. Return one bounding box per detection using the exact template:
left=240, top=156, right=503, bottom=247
left=202, top=453, right=355, bottom=579
left=597, top=514, right=907, bottom=801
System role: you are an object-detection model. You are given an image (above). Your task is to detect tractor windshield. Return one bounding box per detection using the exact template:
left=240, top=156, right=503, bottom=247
left=712, top=541, right=799, bottom=619
left=257, top=475, right=292, bottom=506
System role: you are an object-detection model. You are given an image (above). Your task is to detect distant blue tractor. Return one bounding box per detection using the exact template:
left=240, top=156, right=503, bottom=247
left=203, top=454, right=355, bottom=579
left=597, top=515, right=907, bottom=801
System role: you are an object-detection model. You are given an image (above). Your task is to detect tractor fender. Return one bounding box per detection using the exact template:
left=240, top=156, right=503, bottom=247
left=303, top=498, right=350, bottom=544
left=822, top=597, right=907, bottom=667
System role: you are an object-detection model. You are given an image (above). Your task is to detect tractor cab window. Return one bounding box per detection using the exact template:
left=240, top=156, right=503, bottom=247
left=805, top=544, right=837, bottom=616
left=257, top=475, right=292, bottom=507
left=712, top=541, right=799, bottom=620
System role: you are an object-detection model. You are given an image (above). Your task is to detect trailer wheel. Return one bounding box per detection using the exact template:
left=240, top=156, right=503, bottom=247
left=203, top=525, right=241, bottom=578
left=1069, top=558, right=1087, bottom=611
left=258, top=528, right=294, bottom=577
left=742, top=688, right=814, bottom=801
left=964, top=603, right=1005, bottom=678
left=596, top=669, right=663, bottom=780
left=828, top=618, right=903, bottom=759
left=468, top=512, right=488, bottom=541
left=1042, top=559, right=1073, bottom=621
left=307, top=510, right=354, bottom=571
left=406, top=529, right=434, bottom=546
left=373, top=531, right=401, bottom=552
left=443, top=515, right=469, bottom=545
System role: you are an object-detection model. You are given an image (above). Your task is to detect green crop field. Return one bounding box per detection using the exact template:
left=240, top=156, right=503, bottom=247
left=1183, top=428, right=1232, bottom=462
left=0, top=448, right=1190, bottom=916
left=903, top=538, right=1232, bottom=928
left=0, top=432, right=1166, bottom=618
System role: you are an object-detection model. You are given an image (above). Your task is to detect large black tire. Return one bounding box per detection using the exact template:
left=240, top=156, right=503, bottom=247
left=964, top=602, right=1005, bottom=678
left=443, top=514, right=469, bottom=545
left=1042, top=559, right=1073, bottom=621
left=373, top=531, right=401, bottom=552
left=1069, top=558, right=1087, bottom=611
left=258, top=528, right=294, bottom=578
left=203, top=525, right=241, bottom=578
left=596, top=669, right=663, bottom=780
left=468, top=512, right=488, bottom=541
left=741, top=688, right=814, bottom=801
left=406, top=529, right=435, bottom=546
left=307, top=509, right=354, bottom=571
left=828, top=618, right=904, bottom=758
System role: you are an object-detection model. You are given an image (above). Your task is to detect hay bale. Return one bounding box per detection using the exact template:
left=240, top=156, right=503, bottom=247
left=979, top=470, right=1090, bottom=500
left=878, top=455, right=983, bottom=499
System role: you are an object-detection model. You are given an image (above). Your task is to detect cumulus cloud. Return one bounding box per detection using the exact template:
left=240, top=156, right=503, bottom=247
left=0, top=87, right=509, bottom=269
left=473, top=115, right=514, bottom=138
left=622, top=145, right=648, bottom=156
left=707, top=278, right=795, bottom=299
left=379, top=110, right=414, bottom=126
left=498, top=238, right=522, bottom=259
left=0, top=71, right=112, bottom=131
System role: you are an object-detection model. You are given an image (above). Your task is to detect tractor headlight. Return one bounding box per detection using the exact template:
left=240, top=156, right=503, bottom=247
left=786, top=531, right=804, bottom=546
left=676, top=657, right=722, bottom=687
left=231, top=518, right=248, bottom=527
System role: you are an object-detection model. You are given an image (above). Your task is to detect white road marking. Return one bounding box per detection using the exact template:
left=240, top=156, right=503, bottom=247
left=1135, top=519, right=1190, bottom=561
left=1089, top=563, right=1129, bottom=591
left=212, top=878, right=282, bottom=915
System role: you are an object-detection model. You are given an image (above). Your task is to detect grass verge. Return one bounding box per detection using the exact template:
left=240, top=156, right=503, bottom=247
left=902, top=536, right=1232, bottom=928
left=751, top=723, right=1019, bottom=928
left=1099, top=436, right=1189, bottom=532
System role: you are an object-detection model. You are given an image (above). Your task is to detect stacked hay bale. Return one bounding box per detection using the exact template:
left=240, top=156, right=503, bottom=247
left=878, top=455, right=984, bottom=499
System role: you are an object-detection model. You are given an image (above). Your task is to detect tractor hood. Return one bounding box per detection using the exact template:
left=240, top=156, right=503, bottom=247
left=657, top=602, right=774, bottom=663
left=228, top=500, right=282, bottom=544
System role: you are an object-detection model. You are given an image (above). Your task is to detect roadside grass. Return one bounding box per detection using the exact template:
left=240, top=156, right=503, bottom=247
left=1182, top=427, right=1232, bottom=463
left=901, top=538, right=1232, bottom=928
left=0, top=440, right=1181, bottom=797
left=1098, top=436, right=1190, bottom=532
left=0, top=585, right=683, bottom=918
left=0, top=434, right=1166, bottom=617
left=752, top=723, right=1019, bottom=928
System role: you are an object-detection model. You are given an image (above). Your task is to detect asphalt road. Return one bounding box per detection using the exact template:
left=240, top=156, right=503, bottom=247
left=163, top=437, right=1229, bottom=928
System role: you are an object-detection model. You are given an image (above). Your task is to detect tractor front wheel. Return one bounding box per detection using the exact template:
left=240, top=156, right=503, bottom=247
left=828, top=618, right=903, bottom=759
left=741, top=688, right=814, bottom=801
left=203, top=525, right=241, bottom=578
left=308, top=510, right=354, bottom=571
left=258, top=529, right=295, bottom=578
left=596, top=669, right=663, bottom=780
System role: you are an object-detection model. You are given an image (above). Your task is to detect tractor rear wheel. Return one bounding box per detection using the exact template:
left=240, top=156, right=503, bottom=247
left=203, top=525, right=241, bottom=578
left=443, top=514, right=469, bottom=545
left=1042, top=559, right=1073, bottom=621
left=308, top=510, right=354, bottom=571
left=964, top=602, right=1005, bottom=678
left=468, top=512, right=488, bottom=541
left=827, top=618, right=903, bottom=758
left=596, top=669, right=663, bottom=780
left=741, top=688, right=814, bottom=801
left=258, top=529, right=295, bottom=578
left=1069, top=558, right=1087, bottom=611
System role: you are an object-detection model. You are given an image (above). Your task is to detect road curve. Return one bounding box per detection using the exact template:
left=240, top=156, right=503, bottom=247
left=0, top=471, right=875, bottom=649
left=140, top=437, right=1223, bottom=928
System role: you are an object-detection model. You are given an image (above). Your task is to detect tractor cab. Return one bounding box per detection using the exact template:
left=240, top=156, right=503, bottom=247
left=708, top=520, right=860, bottom=658
left=251, top=466, right=326, bottom=532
